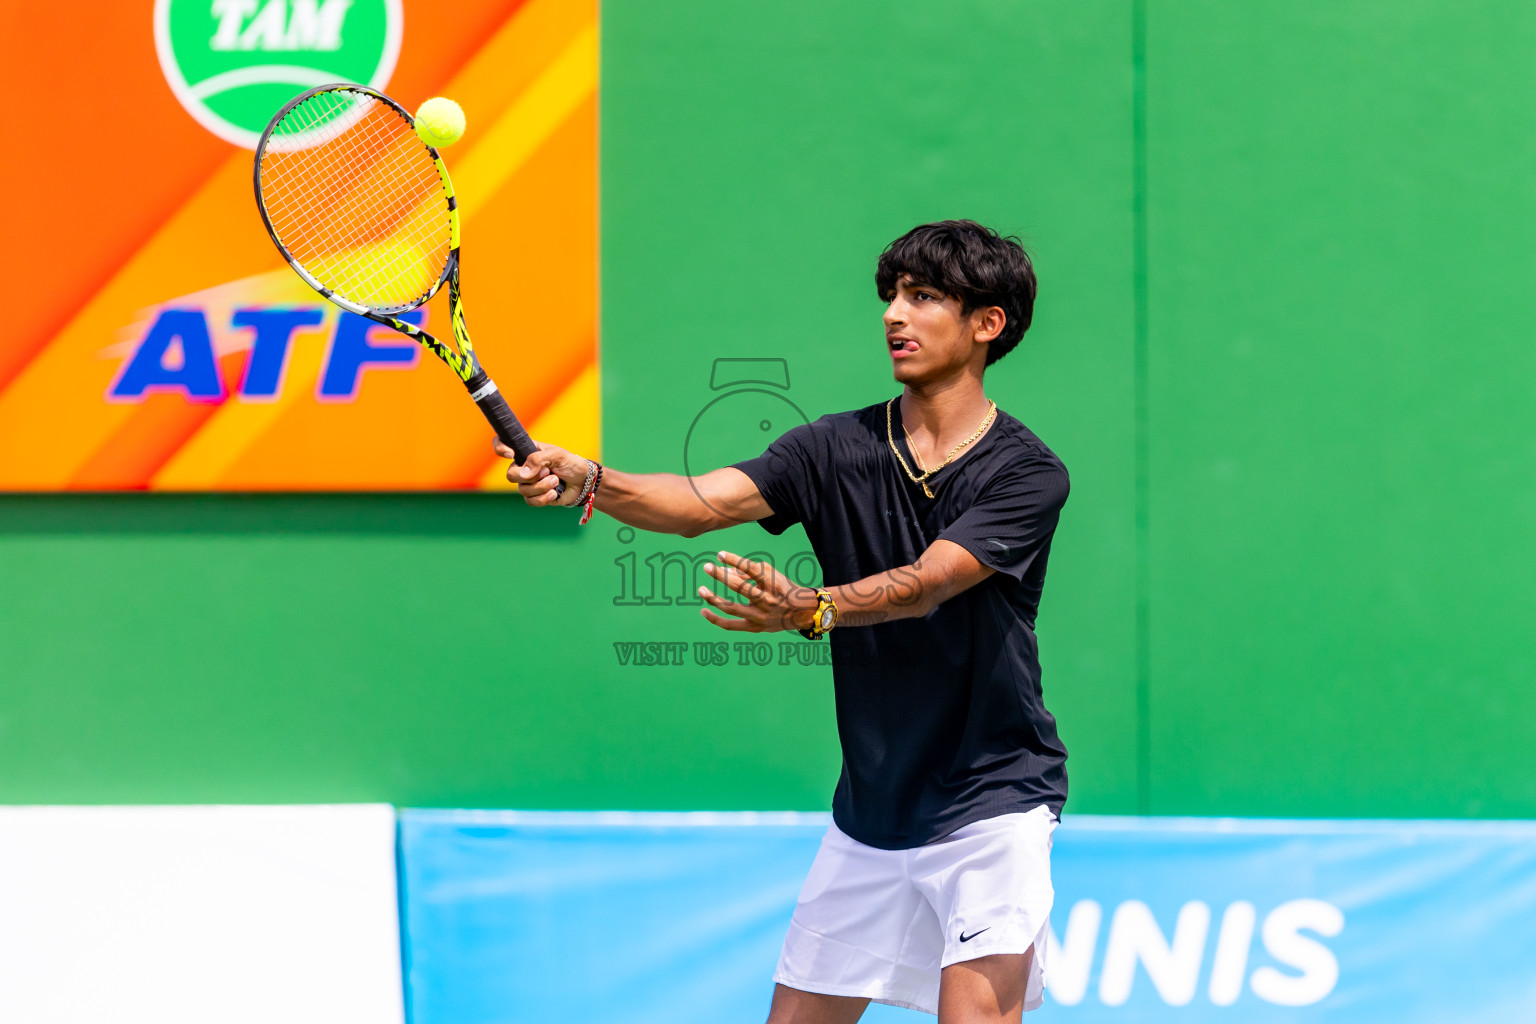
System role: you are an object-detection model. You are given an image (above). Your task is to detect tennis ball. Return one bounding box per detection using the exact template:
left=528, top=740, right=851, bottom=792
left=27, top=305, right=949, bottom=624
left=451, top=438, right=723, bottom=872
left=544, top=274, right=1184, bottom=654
left=415, top=97, right=466, bottom=148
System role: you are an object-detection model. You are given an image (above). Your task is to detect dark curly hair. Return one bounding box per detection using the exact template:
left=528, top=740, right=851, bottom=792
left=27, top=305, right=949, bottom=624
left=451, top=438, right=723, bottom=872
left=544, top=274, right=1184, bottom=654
left=875, top=220, right=1036, bottom=366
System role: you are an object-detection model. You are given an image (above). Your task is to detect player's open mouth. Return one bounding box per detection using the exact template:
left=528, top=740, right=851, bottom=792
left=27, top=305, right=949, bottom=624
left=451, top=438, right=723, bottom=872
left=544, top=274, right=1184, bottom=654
left=889, top=337, right=919, bottom=358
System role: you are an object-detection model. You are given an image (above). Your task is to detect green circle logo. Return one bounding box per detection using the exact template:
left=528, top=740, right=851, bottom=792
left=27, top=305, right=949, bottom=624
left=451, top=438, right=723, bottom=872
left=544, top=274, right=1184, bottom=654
left=154, top=0, right=403, bottom=149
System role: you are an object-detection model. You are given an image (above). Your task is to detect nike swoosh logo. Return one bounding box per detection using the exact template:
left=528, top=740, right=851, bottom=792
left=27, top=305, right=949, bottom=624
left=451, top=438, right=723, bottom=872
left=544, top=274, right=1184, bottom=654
left=959, top=927, right=991, bottom=943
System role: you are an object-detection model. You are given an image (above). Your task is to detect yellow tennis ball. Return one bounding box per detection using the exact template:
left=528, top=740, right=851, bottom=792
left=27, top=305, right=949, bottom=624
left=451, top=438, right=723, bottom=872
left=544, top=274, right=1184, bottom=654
left=415, top=97, right=466, bottom=148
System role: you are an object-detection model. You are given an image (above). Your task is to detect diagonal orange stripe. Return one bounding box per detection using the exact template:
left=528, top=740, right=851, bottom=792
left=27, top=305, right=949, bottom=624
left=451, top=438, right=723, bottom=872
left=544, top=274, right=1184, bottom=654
left=66, top=351, right=250, bottom=490
left=0, top=157, right=286, bottom=489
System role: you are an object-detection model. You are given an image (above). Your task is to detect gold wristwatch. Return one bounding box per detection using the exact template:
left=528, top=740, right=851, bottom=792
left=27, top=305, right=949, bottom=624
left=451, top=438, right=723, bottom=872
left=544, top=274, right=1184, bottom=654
left=799, top=589, right=838, bottom=640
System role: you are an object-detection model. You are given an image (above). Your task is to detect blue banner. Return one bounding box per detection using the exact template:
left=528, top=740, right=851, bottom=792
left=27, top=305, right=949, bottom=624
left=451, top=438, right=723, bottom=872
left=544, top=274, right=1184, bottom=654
left=1045, top=817, right=1536, bottom=1021
left=398, top=812, right=1536, bottom=1023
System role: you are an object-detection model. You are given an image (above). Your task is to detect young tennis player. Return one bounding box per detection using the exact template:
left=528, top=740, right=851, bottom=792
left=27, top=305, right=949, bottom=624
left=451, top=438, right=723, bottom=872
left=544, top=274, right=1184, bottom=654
left=498, top=219, right=1069, bottom=1024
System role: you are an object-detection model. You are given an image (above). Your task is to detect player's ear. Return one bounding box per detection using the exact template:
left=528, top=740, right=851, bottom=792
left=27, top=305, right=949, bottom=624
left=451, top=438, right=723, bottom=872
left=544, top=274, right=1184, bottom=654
left=973, top=306, right=1006, bottom=345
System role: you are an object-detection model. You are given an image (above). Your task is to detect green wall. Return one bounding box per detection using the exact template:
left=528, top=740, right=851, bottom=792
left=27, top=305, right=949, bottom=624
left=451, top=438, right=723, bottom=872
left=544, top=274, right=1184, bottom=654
left=1144, top=1, right=1536, bottom=817
left=2, top=1, right=1531, bottom=818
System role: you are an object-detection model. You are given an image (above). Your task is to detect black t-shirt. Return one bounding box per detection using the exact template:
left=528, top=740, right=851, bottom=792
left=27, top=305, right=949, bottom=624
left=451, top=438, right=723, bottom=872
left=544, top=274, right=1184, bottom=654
left=733, top=399, right=1070, bottom=850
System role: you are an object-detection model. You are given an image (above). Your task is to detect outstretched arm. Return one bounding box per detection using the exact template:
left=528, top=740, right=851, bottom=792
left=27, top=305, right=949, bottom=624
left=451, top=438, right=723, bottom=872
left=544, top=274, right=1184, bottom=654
left=698, top=538, right=994, bottom=632
left=493, top=439, right=772, bottom=538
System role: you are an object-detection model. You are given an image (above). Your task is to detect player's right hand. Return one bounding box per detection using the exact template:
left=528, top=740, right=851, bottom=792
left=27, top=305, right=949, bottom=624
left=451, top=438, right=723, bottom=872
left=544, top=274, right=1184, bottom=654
left=492, top=438, right=588, bottom=507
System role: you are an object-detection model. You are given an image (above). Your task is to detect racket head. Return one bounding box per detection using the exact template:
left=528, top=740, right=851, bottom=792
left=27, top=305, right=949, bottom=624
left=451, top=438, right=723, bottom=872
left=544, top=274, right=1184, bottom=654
left=255, top=84, right=457, bottom=316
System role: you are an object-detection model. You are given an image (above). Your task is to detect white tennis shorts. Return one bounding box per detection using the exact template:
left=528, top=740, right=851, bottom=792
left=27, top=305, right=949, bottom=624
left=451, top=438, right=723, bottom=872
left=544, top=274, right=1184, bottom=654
left=774, top=804, right=1057, bottom=1015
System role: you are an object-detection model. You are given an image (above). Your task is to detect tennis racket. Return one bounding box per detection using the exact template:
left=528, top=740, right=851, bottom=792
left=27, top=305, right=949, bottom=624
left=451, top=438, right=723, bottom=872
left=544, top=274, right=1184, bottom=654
left=254, top=83, right=559, bottom=493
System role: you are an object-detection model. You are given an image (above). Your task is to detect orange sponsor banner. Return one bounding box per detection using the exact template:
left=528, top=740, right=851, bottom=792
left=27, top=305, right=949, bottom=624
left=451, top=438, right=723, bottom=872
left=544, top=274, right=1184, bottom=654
left=0, top=0, right=597, bottom=491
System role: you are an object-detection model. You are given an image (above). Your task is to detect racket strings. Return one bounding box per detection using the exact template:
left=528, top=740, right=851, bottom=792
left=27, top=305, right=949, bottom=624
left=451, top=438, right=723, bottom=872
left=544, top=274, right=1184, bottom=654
left=260, top=90, right=452, bottom=312
left=267, top=96, right=446, bottom=297
left=266, top=98, right=446, bottom=304
left=272, top=107, right=434, bottom=253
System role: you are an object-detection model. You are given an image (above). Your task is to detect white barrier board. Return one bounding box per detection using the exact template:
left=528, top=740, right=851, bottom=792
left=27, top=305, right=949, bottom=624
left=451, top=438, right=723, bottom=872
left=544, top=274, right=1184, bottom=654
left=0, top=805, right=403, bottom=1024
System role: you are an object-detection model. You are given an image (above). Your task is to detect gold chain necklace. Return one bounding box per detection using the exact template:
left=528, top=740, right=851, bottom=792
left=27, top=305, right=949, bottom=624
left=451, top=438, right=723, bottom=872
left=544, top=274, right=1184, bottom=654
left=886, top=397, right=997, bottom=499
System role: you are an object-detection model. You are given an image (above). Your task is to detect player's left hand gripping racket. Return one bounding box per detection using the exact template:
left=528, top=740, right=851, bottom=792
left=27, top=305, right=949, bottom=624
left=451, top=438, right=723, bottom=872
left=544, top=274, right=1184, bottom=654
left=255, top=83, right=559, bottom=492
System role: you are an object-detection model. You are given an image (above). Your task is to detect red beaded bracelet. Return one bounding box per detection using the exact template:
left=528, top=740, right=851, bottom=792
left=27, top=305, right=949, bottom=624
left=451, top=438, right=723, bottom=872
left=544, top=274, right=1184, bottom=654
left=579, top=464, right=604, bottom=525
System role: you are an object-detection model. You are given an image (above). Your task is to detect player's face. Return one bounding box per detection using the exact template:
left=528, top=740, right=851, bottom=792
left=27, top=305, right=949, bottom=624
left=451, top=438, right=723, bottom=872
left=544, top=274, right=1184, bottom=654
left=882, top=276, right=990, bottom=384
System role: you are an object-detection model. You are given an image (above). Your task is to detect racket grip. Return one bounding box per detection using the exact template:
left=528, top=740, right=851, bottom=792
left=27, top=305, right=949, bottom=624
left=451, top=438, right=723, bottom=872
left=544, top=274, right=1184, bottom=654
left=468, top=374, right=537, bottom=461
left=468, top=372, right=567, bottom=501
left=466, top=376, right=565, bottom=503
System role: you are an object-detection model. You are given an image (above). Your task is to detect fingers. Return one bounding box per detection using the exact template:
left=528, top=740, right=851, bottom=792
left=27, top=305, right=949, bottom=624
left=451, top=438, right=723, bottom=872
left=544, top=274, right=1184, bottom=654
left=715, top=550, right=766, bottom=586
left=520, top=488, right=565, bottom=508
left=492, top=436, right=556, bottom=457
left=504, top=443, right=557, bottom=484
left=514, top=472, right=564, bottom=506
left=494, top=438, right=589, bottom=513
left=700, top=606, right=754, bottom=631
left=703, top=561, right=759, bottom=596
left=506, top=459, right=549, bottom=485
left=699, top=570, right=780, bottom=633
left=717, top=549, right=791, bottom=591
left=516, top=448, right=554, bottom=480
left=493, top=438, right=554, bottom=472
left=698, top=584, right=750, bottom=616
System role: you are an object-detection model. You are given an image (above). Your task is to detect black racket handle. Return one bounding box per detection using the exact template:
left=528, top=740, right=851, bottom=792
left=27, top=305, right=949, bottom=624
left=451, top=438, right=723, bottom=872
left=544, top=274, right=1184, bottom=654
left=474, top=386, right=536, bottom=461
left=468, top=373, right=566, bottom=499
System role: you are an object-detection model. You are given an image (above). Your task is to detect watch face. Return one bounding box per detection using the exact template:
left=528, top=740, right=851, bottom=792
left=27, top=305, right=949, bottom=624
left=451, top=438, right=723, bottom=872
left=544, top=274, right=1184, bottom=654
left=818, top=607, right=834, bottom=630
